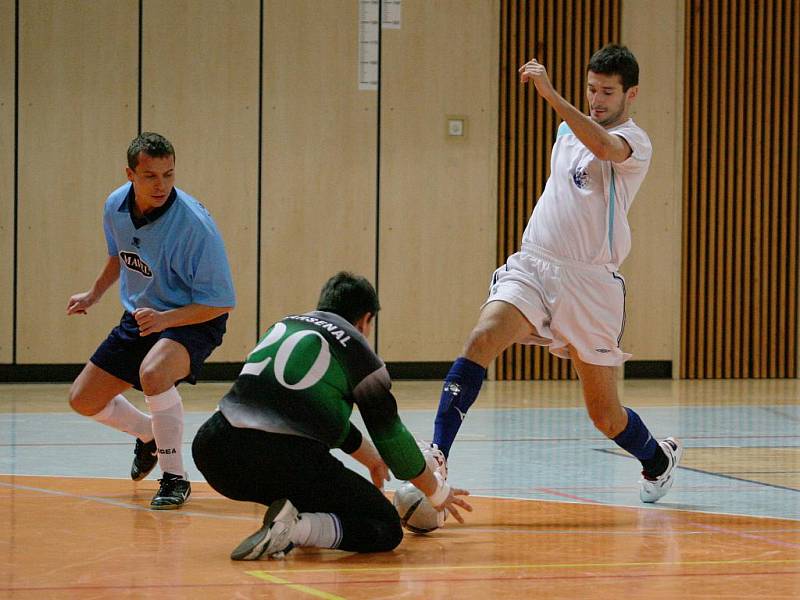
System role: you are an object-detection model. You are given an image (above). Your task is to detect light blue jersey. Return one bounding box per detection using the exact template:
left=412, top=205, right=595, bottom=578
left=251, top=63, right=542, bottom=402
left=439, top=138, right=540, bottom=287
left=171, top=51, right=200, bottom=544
left=103, top=183, right=236, bottom=313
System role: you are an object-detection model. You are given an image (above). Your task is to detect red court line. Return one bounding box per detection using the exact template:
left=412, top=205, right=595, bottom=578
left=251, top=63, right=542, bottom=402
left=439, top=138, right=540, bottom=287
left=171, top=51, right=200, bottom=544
left=534, top=487, right=603, bottom=503
left=689, top=521, right=800, bottom=549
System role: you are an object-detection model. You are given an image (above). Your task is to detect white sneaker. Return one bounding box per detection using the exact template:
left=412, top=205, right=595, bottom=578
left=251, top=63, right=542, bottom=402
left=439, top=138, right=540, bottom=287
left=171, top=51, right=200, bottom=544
left=230, top=498, right=298, bottom=560
left=418, top=440, right=448, bottom=481
left=639, top=437, right=683, bottom=503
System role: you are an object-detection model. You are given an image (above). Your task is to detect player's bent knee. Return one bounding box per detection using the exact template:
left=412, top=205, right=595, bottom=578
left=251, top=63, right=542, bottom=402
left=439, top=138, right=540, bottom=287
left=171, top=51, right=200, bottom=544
left=138, top=364, right=171, bottom=395
left=67, top=388, right=101, bottom=417
left=382, top=520, right=404, bottom=552
left=67, top=393, right=87, bottom=415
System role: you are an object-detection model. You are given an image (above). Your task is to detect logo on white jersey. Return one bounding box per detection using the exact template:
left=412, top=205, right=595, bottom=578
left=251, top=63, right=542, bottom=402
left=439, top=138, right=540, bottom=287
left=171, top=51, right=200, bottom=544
left=119, top=251, right=153, bottom=278
left=572, top=166, right=589, bottom=189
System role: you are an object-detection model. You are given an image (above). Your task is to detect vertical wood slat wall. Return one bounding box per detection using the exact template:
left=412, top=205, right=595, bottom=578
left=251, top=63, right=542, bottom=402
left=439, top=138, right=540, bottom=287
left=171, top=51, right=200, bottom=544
left=681, top=0, right=799, bottom=378
left=497, top=0, right=620, bottom=380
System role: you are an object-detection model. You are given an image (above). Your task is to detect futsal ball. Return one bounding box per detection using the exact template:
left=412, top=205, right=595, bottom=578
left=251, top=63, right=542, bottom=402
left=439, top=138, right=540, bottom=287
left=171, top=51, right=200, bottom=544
left=392, top=482, right=446, bottom=534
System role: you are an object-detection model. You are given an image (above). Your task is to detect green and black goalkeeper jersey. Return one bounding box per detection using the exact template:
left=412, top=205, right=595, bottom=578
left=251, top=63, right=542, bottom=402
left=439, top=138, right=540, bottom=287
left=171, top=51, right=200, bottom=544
left=219, top=311, right=425, bottom=480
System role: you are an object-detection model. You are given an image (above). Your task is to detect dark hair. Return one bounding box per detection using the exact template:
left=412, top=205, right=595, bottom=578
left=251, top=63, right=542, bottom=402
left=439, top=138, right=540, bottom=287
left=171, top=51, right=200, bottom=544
left=317, top=271, right=380, bottom=325
left=587, top=44, right=639, bottom=91
left=127, top=132, right=175, bottom=170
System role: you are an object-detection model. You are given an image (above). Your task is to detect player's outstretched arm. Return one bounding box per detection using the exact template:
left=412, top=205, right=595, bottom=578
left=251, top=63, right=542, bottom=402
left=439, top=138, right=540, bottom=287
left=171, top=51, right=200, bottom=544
left=410, top=466, right=472, bottom=523
left=66, top=256, right=120, bottom=315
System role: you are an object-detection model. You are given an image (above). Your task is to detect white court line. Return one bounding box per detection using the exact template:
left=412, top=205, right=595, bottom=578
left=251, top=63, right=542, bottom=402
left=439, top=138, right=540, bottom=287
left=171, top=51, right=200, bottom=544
left=2, top=477, right=798, bottom=525
left=0, top=478, right=257, bottom=521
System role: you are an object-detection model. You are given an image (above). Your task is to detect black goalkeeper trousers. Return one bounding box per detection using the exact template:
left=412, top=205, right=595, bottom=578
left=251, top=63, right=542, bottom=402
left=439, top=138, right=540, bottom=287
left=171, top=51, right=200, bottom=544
left=192, top=411, right=403, bottom=553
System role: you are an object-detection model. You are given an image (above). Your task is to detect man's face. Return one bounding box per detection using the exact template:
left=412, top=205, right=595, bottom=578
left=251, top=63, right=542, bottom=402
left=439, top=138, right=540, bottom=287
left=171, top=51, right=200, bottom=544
left=126, top=152, right=175, bottom=214
left=586, top=71, right=637, bottom=128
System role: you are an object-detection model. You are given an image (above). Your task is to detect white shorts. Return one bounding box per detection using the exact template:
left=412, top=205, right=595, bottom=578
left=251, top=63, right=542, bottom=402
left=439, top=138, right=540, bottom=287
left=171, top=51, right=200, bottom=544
left=484, top=243, right=630, bottom=366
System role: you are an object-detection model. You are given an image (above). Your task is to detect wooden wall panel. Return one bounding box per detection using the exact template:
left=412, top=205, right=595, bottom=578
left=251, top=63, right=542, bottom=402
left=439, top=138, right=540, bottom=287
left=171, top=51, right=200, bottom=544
left=260, top=1, right=376, bottom=333
left=17, top=0, right=138, bottom=363
left=620, top=0, right=684, bottom=366
left=681, top=0, right=799, bottom=378
left=141, top=0, right=260, bottom=361
left=379, top=0, right=499, bottom=361
left=497, top=0, right=620, bottom=380
left=0, top=0, right=13, bottom=364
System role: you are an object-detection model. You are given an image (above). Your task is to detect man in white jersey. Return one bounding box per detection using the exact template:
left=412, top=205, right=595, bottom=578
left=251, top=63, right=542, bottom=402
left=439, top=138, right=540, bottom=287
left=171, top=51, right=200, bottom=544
left=431, top=45, right=682, bottom=503
left=67, top=132, right=236, bottom=510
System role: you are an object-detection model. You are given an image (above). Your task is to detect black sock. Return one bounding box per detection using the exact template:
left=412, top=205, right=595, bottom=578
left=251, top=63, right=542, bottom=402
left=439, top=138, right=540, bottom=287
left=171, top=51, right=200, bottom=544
left=640, top=445, right=668, bottom=479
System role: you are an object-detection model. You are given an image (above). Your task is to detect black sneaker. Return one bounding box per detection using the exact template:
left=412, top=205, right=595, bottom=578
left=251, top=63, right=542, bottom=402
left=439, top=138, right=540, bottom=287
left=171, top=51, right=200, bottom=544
left=150, top=473, right=191, bottom=510
left=130, top=438, right=158, bottom=481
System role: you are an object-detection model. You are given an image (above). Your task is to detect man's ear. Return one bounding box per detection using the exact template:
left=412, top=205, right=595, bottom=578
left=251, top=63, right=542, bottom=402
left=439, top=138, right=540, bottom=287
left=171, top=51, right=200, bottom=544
left=355, top=312, right=373, bottom=333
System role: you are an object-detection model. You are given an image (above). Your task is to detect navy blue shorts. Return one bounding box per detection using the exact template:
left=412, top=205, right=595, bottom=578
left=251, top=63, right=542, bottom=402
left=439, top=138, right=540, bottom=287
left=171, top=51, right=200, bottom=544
left=90, top=311, right=228, bottom=391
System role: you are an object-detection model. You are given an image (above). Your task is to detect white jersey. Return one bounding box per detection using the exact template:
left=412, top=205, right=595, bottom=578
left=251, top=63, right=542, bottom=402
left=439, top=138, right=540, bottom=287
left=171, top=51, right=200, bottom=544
left=522, top=118, right=652, bottom=270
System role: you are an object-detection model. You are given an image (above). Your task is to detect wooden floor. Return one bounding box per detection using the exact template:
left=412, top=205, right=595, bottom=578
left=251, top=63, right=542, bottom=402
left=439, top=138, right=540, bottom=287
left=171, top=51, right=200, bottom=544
left=1, top=379, right=799, bottom=599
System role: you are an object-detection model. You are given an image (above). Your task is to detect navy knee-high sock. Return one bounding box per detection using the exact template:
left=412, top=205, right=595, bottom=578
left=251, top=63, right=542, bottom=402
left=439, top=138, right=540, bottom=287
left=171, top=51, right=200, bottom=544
left=432, top=357, right=486, bottom=458
left=613, top=407, right=667, bottom=475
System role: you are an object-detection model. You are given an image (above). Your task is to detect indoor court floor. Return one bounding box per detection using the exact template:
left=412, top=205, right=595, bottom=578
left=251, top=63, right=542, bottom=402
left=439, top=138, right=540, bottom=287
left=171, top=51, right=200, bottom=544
left=1, top=378, right=799, bottom=599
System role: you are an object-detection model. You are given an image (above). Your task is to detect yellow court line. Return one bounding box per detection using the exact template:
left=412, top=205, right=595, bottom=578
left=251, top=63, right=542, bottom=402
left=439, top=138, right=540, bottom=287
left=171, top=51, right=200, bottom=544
left=248, top=557, right=800, bottom=576
left=247, top=572, right=348, bottom=600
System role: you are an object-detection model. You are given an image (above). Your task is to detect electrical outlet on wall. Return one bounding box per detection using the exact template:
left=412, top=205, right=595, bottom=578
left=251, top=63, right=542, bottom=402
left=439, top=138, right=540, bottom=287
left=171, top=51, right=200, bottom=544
left=446, top=116, right=466, bottom=138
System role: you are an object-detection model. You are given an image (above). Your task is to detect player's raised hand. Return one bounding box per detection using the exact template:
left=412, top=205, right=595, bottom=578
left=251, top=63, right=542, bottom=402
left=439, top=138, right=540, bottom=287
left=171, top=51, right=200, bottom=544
left=518, top=58, right=555, bottom=99
left=66, top=291, right=96, bottom=315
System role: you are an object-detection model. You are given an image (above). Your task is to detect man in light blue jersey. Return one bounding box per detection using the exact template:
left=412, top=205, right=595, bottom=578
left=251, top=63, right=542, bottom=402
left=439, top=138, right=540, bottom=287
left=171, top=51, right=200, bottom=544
left=67, top=132, right=235, bottom=510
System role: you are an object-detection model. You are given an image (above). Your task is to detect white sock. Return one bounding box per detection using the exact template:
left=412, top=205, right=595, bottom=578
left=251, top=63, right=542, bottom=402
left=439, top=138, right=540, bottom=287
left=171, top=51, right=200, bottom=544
left=91, top=395, right=153, bottom=441
left=146, top=387, right=185, bottom=477
left=291, top=513, right=341, bottom=549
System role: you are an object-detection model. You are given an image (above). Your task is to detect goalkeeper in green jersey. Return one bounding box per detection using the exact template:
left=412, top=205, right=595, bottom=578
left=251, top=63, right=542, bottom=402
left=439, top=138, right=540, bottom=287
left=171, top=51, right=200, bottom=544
left=193, top=272, right=471, bottom=560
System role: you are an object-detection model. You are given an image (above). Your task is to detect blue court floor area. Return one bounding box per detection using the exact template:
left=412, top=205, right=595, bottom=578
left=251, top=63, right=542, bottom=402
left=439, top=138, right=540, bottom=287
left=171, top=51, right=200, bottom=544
left=1, top=380, right=798, bottom=522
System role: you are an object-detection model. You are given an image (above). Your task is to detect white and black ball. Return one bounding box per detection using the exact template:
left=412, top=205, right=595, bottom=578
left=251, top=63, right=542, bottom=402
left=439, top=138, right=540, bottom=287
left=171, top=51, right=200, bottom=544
left=392, top=482, right=445, bottom=534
